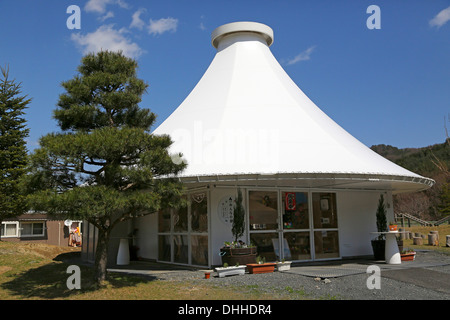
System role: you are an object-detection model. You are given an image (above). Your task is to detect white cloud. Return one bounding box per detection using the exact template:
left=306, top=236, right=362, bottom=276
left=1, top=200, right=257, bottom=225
left=71, top=25, right=143, bottom=59
left=85, top=0, right=128, bottom=14
left=130, top=8, right=146, bottom=30
left=429, top=6, right=450, bottom=28
left=99, top=11, right=114, bottom=22
left=285, top=46, right=316, bottom=65
left=148, top=17, right=178, bottom=35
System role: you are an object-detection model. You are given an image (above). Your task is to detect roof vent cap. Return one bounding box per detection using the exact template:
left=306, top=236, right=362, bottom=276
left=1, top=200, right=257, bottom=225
left=211, top=21, right=274, bottom=49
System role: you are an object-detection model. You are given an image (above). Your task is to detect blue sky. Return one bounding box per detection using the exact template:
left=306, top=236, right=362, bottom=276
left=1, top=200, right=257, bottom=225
left=0, top=0, right=449, bottom=151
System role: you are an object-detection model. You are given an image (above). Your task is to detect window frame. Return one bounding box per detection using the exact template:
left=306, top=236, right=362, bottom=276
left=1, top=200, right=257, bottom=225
left=20, top=221, right=45, bottom=237
left=1, top=221, right=19, bottom=238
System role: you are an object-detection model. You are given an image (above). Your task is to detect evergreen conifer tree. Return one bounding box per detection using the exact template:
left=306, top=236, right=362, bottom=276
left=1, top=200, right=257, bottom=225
left=232, top=188, right=245, bottom=244
left=26, top=51, right=186, bottom=285
left=0, top=66, right=30, bottom=240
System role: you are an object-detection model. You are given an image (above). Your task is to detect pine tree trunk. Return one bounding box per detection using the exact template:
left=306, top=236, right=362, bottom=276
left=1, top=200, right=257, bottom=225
left=94, top=227, right=110, bottom=286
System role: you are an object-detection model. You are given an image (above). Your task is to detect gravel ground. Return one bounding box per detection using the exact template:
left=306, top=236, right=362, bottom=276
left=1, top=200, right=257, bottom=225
left=148, top=250, right=450, bottom=300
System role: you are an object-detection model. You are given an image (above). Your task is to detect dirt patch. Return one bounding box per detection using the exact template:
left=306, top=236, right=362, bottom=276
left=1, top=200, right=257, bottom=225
left=0, top=266, right=12, bottom=275
left=6, top=243, right=81, bottom=260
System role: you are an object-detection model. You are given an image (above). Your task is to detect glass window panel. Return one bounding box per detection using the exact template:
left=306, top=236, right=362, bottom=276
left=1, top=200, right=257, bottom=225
left=21, top=223, right=32, bottom=236
left=173, top=235, right=188, bottom=264
left=312, top=193, right=338, bottom=229
left=314, top=231, right=340, bottom=259
left=249, top=191, right=278, bottom=230
left=191, top=193, right=208, bottom=233
left=173, top=205, right=188, bottom=232
left=282, top=192, right=309, bottom=229
left=158, top=209, right=171, bottom=233
left=283, top=232, right=311, bottom=261
left=33, top=223, right=44, bottom=235
left=250, top=232, right=278, bottom=262
left=2, top=223, right=17, bottom=236
left=191, top=235, right=208, bottom=266
left=158, top=235, right=171, bottom=262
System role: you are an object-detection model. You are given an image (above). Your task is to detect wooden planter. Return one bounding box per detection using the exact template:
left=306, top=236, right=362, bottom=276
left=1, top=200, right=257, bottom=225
left=220, top=247, right=257, bottom=266
left=401, top=252, right=416, bottom=261
left=246, top=263, right=276, bottom=274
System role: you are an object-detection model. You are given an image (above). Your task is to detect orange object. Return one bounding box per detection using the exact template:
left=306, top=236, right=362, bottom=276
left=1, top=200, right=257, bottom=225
left=389, top=224, right=398, bottom=232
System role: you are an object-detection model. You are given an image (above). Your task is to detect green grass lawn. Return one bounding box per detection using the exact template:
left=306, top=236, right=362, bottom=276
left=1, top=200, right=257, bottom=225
left=0, top=241, right=311, bottom=300
left=1, top=224, right=448, bottom=300
left=398, top=224, right=450, bottom=254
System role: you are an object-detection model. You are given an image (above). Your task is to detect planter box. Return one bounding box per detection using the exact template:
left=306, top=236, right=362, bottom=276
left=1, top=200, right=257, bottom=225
left=215, top=265, right=246, bottom=278
left=401, top=252, right=416, bottom=261
left=276, top=261, right=292, bottom=271
left=220, top=247, right=257, bottom=266
left=246, top=263, right=276, bottom=274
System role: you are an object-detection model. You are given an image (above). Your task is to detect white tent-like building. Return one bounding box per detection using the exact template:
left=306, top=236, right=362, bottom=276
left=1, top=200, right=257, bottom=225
left=82, top=22, right=434, bottom=267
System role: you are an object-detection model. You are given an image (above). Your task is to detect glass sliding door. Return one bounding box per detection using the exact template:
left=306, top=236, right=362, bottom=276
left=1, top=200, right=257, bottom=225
left=190, top=192, right=208, bottom=266
left=249, top=190, right=279, bottom=261
left=281, top=192, right=311, bottom=261
left=248, top=189, right=339, bottom=262
left=312, top=192, right=340, bottom=259
left=157, top=192, right=209, bottom=266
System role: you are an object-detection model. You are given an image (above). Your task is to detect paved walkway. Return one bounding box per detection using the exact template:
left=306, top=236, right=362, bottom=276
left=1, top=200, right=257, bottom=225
left=105, top=250, right=450, bottom=299
left=108, top=250, right=450, bottom=279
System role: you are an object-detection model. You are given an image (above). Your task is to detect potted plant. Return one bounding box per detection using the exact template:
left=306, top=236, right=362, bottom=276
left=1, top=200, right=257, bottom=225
left=276, top=259, right=292, bottom=271
left=220, top=188, right=257, bottom=266
left=371, top=194, right=388, bottom=260
left=400, top=249, right=416, bottom=261
left=246, top=256, right=276, bottom=274
left=215, top=262, right=247, bottom=278
left=388, top=221, right=398, bottom=232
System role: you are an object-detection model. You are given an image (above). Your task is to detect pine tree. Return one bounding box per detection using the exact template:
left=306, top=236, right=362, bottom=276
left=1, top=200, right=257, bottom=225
left=375, top=194, right=388, bottom=239
left=26, top=51, right=186, bottom=285
left=0, top=65, right=30, bottom=240
left=232, top=188, right=245, bottom=243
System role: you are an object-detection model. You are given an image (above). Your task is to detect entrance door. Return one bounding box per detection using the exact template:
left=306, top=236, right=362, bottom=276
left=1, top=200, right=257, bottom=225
left=248, top=190, right=279, bottom=262
left=312, top=192, right=340, bottom=259
left=281, top=192, right=312, bottom=261
left=157, top=192, right=209, bottom=266
left=248, top=190, right=339, bottom=262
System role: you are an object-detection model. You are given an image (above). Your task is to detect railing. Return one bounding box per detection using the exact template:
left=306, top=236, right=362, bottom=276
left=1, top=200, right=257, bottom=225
left=434, top=215, right=450, bottom=226
left=395, top=212, right=433, bottom=227
left=395, top=212, right=450, bottom=227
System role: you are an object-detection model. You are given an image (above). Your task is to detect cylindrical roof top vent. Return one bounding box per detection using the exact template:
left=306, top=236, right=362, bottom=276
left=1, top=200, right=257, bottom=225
left=211, top=21, right=274, bottom=49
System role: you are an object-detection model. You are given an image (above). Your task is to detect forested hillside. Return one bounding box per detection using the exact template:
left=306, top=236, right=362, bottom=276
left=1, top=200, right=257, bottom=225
left=371, top=140, right=449, bottom=220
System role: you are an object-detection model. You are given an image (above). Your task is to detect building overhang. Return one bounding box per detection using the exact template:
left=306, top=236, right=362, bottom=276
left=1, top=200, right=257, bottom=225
left=174, top=172, right=434, bottom=194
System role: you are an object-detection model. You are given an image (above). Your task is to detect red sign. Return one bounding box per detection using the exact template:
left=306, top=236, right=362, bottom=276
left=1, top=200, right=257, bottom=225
left=285, top=192, right=296, bottom=211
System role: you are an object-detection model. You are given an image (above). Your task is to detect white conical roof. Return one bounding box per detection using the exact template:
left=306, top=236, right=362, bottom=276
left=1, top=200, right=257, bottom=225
left=154, top=21, right=434, bottom=193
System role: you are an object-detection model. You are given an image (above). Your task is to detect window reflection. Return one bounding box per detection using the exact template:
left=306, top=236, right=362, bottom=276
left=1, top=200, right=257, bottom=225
left=283, top=232, right=311, bottom=260
left=282, top=192, right=309, bottom=229
left=314, top=231, right=340, bottom=259
left=312, top=193, right=338, bottom=229
left=249, top=191, right=278, bottom=230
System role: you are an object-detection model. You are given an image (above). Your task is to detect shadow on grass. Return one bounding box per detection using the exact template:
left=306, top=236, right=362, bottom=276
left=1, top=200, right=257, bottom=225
left=1, top=251, right=157, bottom=299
